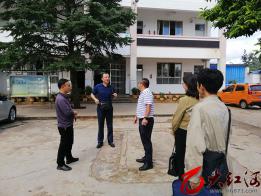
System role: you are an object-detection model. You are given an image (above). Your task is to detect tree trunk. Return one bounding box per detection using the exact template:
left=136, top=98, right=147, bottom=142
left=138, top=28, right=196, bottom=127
left=70, top=70, right=81, bottom=108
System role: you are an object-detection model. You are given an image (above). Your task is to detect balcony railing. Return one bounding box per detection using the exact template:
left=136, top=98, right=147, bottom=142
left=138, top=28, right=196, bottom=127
left=137, top=34, right=220, bottom=48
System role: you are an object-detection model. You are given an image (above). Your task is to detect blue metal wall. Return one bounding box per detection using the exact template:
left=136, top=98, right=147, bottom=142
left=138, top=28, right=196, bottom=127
left=210, top=64, right=245, bottom=85
left=226, top=64, right=245, bottom=85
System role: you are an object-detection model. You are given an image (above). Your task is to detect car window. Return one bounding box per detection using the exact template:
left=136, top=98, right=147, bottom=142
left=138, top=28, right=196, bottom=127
left=224, top=85, right=235, bottom=92
left=0, top=96, right=7, bottom=101
left=250, top=85, right=261, bottom=91
left=235, top=85, right=245, bottom=91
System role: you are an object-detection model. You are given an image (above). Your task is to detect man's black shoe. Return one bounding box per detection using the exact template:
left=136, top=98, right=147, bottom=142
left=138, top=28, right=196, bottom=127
left=96, top=143, right=103, bottom=149
left=66, top=157, right=79, bottom=164
left=136, top=157, right=145, bottom=163
left=57, top=164, right=72, bottom=171
left=109, top=143, right=115, bottom=148
left=139, top=163, right=153, bottom=171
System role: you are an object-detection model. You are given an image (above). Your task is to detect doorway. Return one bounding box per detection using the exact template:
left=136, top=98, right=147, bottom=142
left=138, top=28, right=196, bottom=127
left=94, top=64, right=126, bottom=94
left=77, top=71, right=85, bottom=93
left=137, top=64, right=143, bottom=85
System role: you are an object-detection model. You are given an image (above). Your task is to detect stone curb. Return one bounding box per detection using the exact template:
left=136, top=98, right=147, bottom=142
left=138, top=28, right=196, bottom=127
left=16, top=114, right=173, bottom=121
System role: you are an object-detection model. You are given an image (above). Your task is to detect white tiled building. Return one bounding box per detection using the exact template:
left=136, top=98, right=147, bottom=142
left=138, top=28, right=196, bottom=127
left=87, top=0, right=227, bottom=94
left=0, top=0, right=227, bottom=95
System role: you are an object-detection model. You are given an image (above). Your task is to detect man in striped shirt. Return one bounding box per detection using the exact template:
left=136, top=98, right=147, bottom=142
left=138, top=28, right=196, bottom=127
left=134, top=78, right=155, bottom=171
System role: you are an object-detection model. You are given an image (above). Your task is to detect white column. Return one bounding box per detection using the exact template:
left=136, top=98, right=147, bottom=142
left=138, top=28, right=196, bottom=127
left=129, top=0, right=138, bottom=94
left=206, top=59, right=211, bottom=68
left=218, top=29, right=227, bottom=89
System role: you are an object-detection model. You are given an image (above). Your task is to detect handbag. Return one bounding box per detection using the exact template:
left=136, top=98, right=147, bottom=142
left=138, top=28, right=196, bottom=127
left=168, top=145, right=178, bottom=176
left=168, top=107, right=192, bottom=176
left=202, top=108, right=231, bottom=189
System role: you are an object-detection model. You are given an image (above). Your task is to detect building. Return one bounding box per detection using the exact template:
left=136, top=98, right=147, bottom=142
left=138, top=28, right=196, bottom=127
left=0, top=0, right=227, bottom=95
left=86, top=0, right=227, bottom=94
left=246, top=70, right=261, bottom=84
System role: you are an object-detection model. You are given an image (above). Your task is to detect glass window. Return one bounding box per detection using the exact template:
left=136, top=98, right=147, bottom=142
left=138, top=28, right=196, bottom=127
left=175, top=22, right=183, bottom=36
left=250, top=85, right=261, bottom=91
left=157, top=63, right=182, bottom=84
left=224, top=85, right=235, bottom=92
left=235, top=85, right=245, bottom=91
left=175, top=64, right=182, bottom=77
left=157, top=20, right=183, bottom=36
left=162, top=63, right=169, bottom=77
left=163, top=21, right=170, bottom=35
left=50, top=76, right=59, bottom=83
left=137, top=21, right=143, bottom=34
left=195, top=24, right=205, bottom=36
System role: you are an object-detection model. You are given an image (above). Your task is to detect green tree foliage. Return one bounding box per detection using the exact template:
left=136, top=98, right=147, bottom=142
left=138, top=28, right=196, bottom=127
left=0, top=0, right=136, bottom=107
left=242, top=50, right=261, bottom=71
left=201, top=0, right=261, bottom=59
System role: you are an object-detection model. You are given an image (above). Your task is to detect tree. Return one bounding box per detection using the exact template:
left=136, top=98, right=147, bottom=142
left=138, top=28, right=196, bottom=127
left=0, top=0, right=136, bottom=108
left=242, top=50, right=261, bottom=71
left=201, top=0, right=261, bottom=56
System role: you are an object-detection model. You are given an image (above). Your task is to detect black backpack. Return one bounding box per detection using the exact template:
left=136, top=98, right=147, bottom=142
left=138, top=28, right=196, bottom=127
left=202, top=108, right=231, bottom=189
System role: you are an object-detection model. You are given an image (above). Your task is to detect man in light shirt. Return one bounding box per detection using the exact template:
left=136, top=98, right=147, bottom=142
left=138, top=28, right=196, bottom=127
left=134, top=78, right=155, bottom=171
left=185, top=69, right=229, bottom=189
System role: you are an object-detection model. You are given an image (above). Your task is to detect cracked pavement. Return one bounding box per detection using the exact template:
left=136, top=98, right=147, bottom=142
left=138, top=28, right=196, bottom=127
left=0, top=107, right=260, bottom=196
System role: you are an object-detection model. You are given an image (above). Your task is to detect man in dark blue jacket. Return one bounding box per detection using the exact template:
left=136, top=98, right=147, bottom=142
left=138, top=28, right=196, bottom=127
left=91, top=73, right=117, bottom=148
left=55, top=79, right=79, bottom=171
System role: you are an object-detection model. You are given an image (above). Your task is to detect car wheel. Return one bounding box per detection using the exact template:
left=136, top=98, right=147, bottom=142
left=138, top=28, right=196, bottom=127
left=240, top=101, right=248, bottom=109
left=8, top=107, right=16, bottom=122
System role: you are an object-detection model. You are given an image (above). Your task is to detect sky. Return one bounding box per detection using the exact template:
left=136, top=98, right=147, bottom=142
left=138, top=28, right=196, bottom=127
left=226, top=31, right=261, bottom=64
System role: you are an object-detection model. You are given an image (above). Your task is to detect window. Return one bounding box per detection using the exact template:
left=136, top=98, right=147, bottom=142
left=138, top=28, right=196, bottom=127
left=157, top=63, right=182, bottom=84
left=137, top=21, right=143, bottom=34
left=223, top=85, right=235, bottom=92
left=50, top=76, right=59, bottom=83
left=157, top=20, right=183, bottom=36
left=194, top=65, right=204, bottom=75
left=250, top=85, right=261, bottom=91
left=137, top=64, right=143, bottom=71
left=175, top=22, right=183, bottom=35
left=195, top=24, right=205, bottom=36
left=235, top=85, right=245, bottom=91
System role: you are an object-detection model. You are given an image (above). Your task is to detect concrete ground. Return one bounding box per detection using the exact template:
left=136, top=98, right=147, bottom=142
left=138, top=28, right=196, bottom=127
left=0, top=103, right=260, bottom=196
left=16, top=103, right=261, bottom=128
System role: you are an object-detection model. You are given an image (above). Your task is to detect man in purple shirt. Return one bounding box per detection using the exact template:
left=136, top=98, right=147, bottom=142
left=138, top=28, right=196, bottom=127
left=55, top=79, right=78, bottom=171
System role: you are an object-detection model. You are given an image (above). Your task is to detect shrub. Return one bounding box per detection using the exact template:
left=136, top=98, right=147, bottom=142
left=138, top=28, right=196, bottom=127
left=131, top=87, right=140, bottom=95
left=85, top=86, right=93, bottom=95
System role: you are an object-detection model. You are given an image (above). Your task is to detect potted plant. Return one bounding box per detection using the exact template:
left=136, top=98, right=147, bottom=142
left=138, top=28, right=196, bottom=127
left=159, top=92, right=165, bottom=102
left=85, top=86, right=92, bottom=96
left=131, top=87, right=140, bottom=99
left=17, top=97, right=23, bottom=103
left=155, top=93, right=160, bottom=99
left=172, top=95, right=178, bottom=102
left=40, top=97, right=46, bottom=103
left=84, top=86, right=93, bottom=102
left=29, top=97, right=35, bottom=104
left=49, top=93, right=56, bottom=102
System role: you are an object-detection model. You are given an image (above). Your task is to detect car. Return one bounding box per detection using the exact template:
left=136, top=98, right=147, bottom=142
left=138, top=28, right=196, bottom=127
left=0, top=95, right=17, bottom=122
left=218, top=84, right=261, bottom=109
